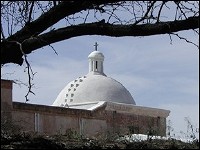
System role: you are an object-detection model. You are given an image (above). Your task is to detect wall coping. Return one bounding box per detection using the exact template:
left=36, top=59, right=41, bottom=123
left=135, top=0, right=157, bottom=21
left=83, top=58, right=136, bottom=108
left=105, top=102, right=170, bottom=118
left=13, top=100, right=170, bottom=118
left=12, top=102, right=92, bottom=117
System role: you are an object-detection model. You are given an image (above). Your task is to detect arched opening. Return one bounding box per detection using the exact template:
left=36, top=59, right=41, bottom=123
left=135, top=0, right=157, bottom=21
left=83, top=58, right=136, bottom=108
left=96, top=61, right=98, bottom=71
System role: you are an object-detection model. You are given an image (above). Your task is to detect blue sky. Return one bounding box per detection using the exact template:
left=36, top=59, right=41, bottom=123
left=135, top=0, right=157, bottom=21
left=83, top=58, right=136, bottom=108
left=2, top=30, right=199, bottom=139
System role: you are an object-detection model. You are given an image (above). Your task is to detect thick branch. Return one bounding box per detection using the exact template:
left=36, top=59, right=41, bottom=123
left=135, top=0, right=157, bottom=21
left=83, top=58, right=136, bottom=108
left=1, top=16, right=199, bottom=65
left=23, top=16, right=199, bottom=51
left=7, top=0, right=121, bottom=42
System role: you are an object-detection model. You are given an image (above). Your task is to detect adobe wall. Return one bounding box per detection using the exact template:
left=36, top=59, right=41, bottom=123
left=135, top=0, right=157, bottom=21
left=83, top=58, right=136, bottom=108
left=12, top=102, right=108, bottom=137
left=100, top=110, right=167, bottom=137
left=12, top=102, right=168, bottom=137
left=1, top=79, right=13, bottom=124
left=105, top=102, right=169, bottom=136
left=1, top=79, right=169, bottom=138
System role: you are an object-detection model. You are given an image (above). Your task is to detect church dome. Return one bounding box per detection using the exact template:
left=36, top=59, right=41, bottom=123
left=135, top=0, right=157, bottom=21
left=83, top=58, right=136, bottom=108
left=52, top=44, right=136, bottom=107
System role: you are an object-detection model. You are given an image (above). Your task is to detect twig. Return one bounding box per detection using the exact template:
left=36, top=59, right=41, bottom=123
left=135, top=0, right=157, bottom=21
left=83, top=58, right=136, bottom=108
left=171, top=33, right=199, bottom=49
left=174, top=1, right=188, bottom=19
left=84, top=9, right=90, bottom=23
left=31, top=36, right=58, bottom=55
left=1, top=23, right=6, bottom=39
left=13, top=79, right=28, bottom=88
left=157, top=1, right=166, bottom=23
left=134, top=1, right=156, bottom=25
left=168, top=33, right=173, bottom=45
left=28, top=1, right=34, bottom=23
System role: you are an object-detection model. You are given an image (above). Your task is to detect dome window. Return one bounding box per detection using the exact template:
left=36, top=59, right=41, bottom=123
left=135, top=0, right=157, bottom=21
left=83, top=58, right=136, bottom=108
left=95, top=61, right=98, bottom=71
left=64, top=103, right=69, bottom=107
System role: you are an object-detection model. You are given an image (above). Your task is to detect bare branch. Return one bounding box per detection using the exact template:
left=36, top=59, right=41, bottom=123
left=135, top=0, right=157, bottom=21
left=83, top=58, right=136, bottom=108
left=1, top=16, right=198, bottom=65
left=157, top=1, right=166, bottom=23
left=193, top=29, right=199, bottom=35
left=1, top=23, right=6, bottom=40
left=9, top=40, right=36, bottom=102
left=168, top=33, right=173, bottom=45
left=20, top=41, right=36, bottom=102
left=84, top=10, right=90, bottom=23
left=1, top=1, right=199, bottom=66
left=170, top=32, right=199, bottom=49
left=134, top=1, right=156, bottom=25
left=27, top=1, right=34, bottom=23
left=13, top=79, right=28, bottom=88
left=7, top=0, right=122, bottom=42
left=174, top=1, right=188, bottom=19
left=31, top=36, right=59, bottom=55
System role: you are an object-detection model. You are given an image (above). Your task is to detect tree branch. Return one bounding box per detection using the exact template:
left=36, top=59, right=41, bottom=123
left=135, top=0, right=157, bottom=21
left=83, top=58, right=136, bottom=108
left=7, top=41, right=36, bottom=102
left=157, top=1, right=166, bottom=23
left=170, top=32, right=199, bottom=48
left=134, top=1, right=156, bottom=25
left=27, top=1, right=34, bottom=24
left=1, top=16, right=199, bottom=65
left=7, top=0, right=121, bottom=42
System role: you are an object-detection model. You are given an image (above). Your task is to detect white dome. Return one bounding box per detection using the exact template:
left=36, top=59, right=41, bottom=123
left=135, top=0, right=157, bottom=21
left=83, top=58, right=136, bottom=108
left=52, top=48, right=136, bottom=107
left=52, top=73, right=136, bottom=106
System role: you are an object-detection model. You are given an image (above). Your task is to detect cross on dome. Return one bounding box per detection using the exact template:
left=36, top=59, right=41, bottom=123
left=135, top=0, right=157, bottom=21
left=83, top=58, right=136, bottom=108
left=94, top=42, right=98, bottom=51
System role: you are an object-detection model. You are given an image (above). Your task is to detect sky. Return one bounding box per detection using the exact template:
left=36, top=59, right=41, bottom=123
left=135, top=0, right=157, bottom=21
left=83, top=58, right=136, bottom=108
left=1, top=2, right=199, bottom=140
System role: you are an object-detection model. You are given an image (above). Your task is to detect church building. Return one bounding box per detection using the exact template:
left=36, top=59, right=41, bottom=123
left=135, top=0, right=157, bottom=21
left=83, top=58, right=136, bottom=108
left=1, top=44, right=170, bottom=138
